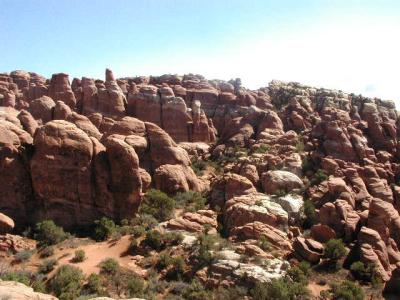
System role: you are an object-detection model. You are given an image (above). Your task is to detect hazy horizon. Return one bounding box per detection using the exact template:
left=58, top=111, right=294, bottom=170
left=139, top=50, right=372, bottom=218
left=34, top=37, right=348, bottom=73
left=1, top=0, right=400, bottom=105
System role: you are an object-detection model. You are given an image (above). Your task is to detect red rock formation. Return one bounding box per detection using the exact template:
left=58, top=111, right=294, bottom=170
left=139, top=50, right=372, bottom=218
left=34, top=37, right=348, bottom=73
left=48, top=73, right=76, bottom=108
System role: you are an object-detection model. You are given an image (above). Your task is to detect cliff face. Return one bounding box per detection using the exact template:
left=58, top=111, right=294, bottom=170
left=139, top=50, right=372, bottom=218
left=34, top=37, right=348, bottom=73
left=1, top=68, right=400, bottom=288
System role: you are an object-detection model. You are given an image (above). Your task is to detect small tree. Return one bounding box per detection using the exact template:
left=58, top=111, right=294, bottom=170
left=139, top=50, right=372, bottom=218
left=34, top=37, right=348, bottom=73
left=350, top=261, right=376, bottom=282
left=174, top=191, right=207, bottom=212
left=311, top=169, right=328, bottom=186
left=15, top=250, right=34, bottom=263
left=303, top=199, right=317, bottom=228
left=99, top=258, right=120, bottom=275
left=34, top=220, right=69, bottom=246
left=330, top=280, right=364, bottom=300
left=140, top=189, right=175, bottom=221
left=127, top=275, right=145, bottom=297
left=50, top=265, right=83, bottom=300
left=251, top=278, right=310, bottom=300
left=73, top=249, right=86, bottom=263
left=324, top=239, right=347, bottom=267
left=38, top=259, right=57, bottom=274
left=40, top=246, right=54, bottom=258
left=93, top=217, right=116, bottom=241
left=86, top=273, right=104, bottom=295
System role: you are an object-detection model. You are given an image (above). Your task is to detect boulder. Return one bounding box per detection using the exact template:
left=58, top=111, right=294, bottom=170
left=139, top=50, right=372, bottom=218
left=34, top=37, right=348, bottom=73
left=0, top=280, right=57, bottom=300
left=293, top=237, right=323, bottom=263
left=261, top=170, right=304, bottom=195
left=0, top=212, right=14, bottom=233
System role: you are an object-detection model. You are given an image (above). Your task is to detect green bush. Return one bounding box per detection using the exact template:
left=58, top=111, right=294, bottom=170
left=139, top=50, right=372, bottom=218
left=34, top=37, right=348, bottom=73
left=193, top=234, right=220, bottom=267
left=213, top=286, right=248, bottom=300
left=303, top=199, right=317, bottom=228
left=330, top=280, right=364, bottom=300
left=131, top=214, right=159, bottom=230
left=324, top=239, right=347, bottom=263
left=127, top=276, right=145, bottom=297
left=286, top=262, right=311, bottom=285
left=93, top=217, right=116, bottom=241
left=174, top=191, right=207, bottom=212
left=15, top=250, right=34, bottom=262
left=85, top=273, right=104, bottom=295
left=166, top=256, right=186, bottom=280
left=73, top=249, right=86, bottom=263
left=350, top=261, right=376, bottom=282
left=34, top=220, right=69, bottom=246
left=182, top=279, right=212, bottom=300
left=254, top=144, right=271, bottom=154
left=38, top=259, right=57, bottom=274
left=145, top=230, right=183, bottom=251
left=145, top=230, right=165, bottom=250
left=140, top=189, right=175, bottom=221
left=157, top=252, right=173, bottom=270
left=191, top=157, right=207, bottom=176
left=50, top=265, right=83, bottom=300
left=40, top=246, right=55, bottom=258
left=251, top=278, right=310, bottom=300
left=99, top=258, right=120, bottom=275
left=131, top=225, right=146, bottom=237
left=311, top=169, right=328, bottom=186
left=1, top=270, right=31, bottom=285
left=259, top=235, right=272, bottom=251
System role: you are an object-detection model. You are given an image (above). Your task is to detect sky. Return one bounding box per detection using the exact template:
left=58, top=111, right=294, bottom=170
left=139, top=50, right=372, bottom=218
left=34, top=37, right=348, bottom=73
left=1, top=0, right=400, bottom=105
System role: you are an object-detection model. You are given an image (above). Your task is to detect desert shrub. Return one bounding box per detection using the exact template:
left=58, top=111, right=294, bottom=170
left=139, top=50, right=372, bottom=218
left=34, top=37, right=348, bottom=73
left=15, top=250, right=34, bottom=262
left=1, top=270, right=31, bottom=285
left=145, top=230, right=183, bottom=251
left=166, top=256, right=186, bottom=280
left=31, top=276, right=46, bottom=293
left=286, top=262, right=311, bottom=285
left=140, top=189, right=175, bottom=221
left=128, top=239, right=139, bottom=252
left=38, top=259, right=57, bottom=274
left=127, top=275, right=145, bottom=297
left=350, top=261, right=376, bottom=282
left=131, top=214, right=158, bottom=230
left=303, top=199, right=317, bottom=228
left=40, top=246, right=55, bottom=258
left=193, top=234, right=221, bottom=267
left=214, top=286, right=248, bottom=300
left=145, top=230, right=165, bottom=250
left=164, top=231, right=184, bottom=245
left=274, top=189, right=287, bottom=197
left=324, top=239, right=347, bottom=265
left=298, top=261, right=312, bottom=277
left=174, top=191, right=207, bottom=212
left=99, top=258, right=120, bottom=275
left=34, top=220, right=69, bottom=246
left=191, top=157, right=207, bottom=176
left=131, top=225, right=146, bottom=237
left=250, top=278, right=310, bottom=300
left=254, top=144, right=270, bottom=154
left=311, top=169, right=328, bottom=186
left=301, top=156, right=312, bottom=171
left=157, top=252, right=173, bottom=270
left=182, top=279, right=212, bottom=300
left=85, top=273, right=104, bottom=295
left=330, top=280, right=364, bottom=300
left=93, top=217, right=116, bottom=241
left=73, top=249, right=86, bottom=262
left=50, top=265, right=83, bottom=300
left=259, top=235, right=272, bottom=251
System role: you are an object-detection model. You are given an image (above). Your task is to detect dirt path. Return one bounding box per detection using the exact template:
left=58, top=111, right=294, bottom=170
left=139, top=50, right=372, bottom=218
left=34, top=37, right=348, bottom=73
left=27, top=236, right=145, bottom=276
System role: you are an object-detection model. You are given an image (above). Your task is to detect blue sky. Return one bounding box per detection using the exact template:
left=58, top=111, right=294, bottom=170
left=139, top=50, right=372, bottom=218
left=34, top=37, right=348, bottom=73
left=1, top=0, right=400, bottom=104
